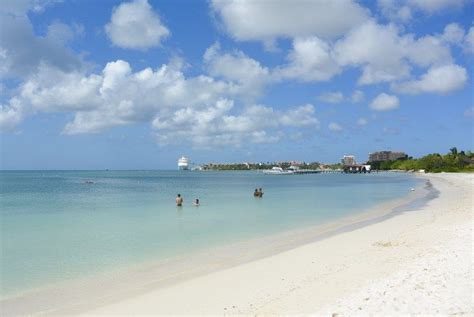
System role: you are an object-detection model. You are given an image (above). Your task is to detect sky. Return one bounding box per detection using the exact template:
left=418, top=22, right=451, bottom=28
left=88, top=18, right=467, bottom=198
left=0, top=0, right=473, bottom=170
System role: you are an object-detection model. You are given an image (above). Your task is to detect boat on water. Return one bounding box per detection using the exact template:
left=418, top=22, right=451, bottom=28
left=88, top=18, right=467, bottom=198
left=178, top=156, right=189, bottom=170
left=262, top=167, right=295, bottom=175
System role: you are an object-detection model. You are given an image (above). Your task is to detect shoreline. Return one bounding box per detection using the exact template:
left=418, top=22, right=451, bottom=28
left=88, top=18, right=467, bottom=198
left=2, top=173, right=471, bottom=315
left=83, top=173, right=472, bottom=315
left=1, top=173, right=429, bottom=315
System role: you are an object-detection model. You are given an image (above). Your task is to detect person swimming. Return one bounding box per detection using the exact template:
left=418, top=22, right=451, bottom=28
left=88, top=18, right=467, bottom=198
left=176, top=194, right=183, bottom=206
left=193, top=198, right=200, bottom=206
left=258, top=188, right=264, bottom=197
left=253, top=188, right=260, bottom=197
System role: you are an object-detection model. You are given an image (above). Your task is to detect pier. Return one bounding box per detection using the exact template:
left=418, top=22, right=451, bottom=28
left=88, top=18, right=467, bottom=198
left=292, top=169, right=320, bottom=174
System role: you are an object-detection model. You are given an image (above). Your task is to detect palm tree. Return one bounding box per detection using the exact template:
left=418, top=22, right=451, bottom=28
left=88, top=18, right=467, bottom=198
left=450, top=147, right=458, bottom=156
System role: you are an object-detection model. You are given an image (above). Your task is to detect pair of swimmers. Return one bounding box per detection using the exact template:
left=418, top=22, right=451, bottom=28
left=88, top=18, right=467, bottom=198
left=176, top=194, right=199, bottom=206
left=253, top=188, right=264, bottom=198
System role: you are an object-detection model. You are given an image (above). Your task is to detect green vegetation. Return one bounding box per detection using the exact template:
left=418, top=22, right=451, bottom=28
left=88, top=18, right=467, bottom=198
left=202, top=161, right=323, bottom=171
left=202, top=148, right=474, bottom=173
left=369, top=148, right=474, bottom=173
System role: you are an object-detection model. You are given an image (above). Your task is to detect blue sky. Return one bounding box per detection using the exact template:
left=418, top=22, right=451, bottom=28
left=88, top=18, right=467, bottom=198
left=0, top=0, right=473, bottom=169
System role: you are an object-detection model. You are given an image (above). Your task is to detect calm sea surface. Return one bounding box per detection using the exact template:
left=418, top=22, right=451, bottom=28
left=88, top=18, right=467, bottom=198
left=0, top=170, right=421, bottom=298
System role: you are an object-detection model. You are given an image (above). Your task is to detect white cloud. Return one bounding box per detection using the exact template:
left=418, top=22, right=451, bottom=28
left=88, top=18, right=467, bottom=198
left=464, top=27, right=474, bottom=53
left=0, top=60, right=236, bottom=133
left=441, top=23, right=465, bottom=44
left=393, top=64, right=467, bottom=95
left=406, top=34, right=452, bottom=67
left=210, top=0, right=368, bottom=43
left=279, top=104, right=319, bottom=127
left=317, top=90, right=364, bottom=104
left=203, top=43, right=271, bottom=99
left=328, top=122, right=343, bottom=132
left=378, top=0, right=412, bottom=22
left=357, top=117, right=368, bottom=126
left=62, top=60, right=240, bottom=134
left=152, top=101, right=318, bottom=146
left=105, top=0, right=169, bottom=50
left=1, top=59, right=319, bottom=146
left=20, top=64, right=102, bottom=112
left=276, top=37, right=341, bottom=82
left=0, top=98, right=25, bottom=131
left=370, top=93, right=400, bottom=111
left=351, top=90, right=365, bottom=103
left=334, top=21, right=411, bottom=85
left=0, top=2, right=83, bottom=79
left=333, top=20, right=456, bottom=85
left=318, top=91, right=344, bottom=104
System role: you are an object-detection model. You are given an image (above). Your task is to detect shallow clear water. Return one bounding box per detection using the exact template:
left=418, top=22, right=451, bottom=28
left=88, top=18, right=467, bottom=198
left=0, top=170, right=420, bottom=298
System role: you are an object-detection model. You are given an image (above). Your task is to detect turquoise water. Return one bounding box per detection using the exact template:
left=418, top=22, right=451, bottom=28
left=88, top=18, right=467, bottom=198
left=0, top=170, right=421, bottom=298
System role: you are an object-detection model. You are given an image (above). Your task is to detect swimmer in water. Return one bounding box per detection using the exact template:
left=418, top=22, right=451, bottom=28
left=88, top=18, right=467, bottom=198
left=253, top=188, right=260, bottom=197
left=193, top=198, right=200, bottom=206
left=176, top=194, right=183, bottom=206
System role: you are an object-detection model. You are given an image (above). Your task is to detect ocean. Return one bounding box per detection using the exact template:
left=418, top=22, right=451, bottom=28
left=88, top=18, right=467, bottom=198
left=0, top=170, right=422, bottom=298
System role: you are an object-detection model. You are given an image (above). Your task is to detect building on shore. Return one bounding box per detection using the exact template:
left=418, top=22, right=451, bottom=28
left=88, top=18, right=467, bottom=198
left=368, top=151, right=407, bottom=162
left=341, top=155, right=356, bottom=166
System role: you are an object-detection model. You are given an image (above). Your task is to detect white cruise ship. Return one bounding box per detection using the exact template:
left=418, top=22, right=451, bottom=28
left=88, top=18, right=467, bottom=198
left=178, top=156, right=189, bottom=170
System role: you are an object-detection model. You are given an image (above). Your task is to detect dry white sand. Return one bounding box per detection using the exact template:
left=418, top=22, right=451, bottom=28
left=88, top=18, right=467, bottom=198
left=79, top=173, right=473, bottom=315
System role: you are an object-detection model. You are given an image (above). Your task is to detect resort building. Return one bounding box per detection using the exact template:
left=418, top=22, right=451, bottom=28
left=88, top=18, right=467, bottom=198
left=368, top=151, right=407, bottom=162
left=341, top=155, right=356, bottom=166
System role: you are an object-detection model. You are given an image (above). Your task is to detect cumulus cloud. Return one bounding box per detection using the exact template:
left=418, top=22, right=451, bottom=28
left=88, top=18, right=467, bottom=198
left=204, top=38, right=341, bottom=88
left=61, top=60, right=239, bottom=134
left=317, top=90, right=365, bottom=104
left=276, top=37, right=341, bottom=82
left=333, top=20, right=457, bottom=85
left=317, top=91, right=344, bottom=104
left=378, top=0, right=413, bottom=22
left=406, top=34, right=453, bottom=67
left=393, top=64, right=467, bottom=95
left=210, top=0, right=368, bottom=44
left=0, top=2, right=83, bottom=79
left=328, top=122, right=343, bottom=132
left=279, top=104, right=320, bottom=127
left=441, top=23, right=465, bottom=44
left=0, top=98, right=25, bottom=131
left=369, top=93, right=400, bottom=111
left=334, top=21, right=411, bottom=85
left=0, top=59, right=319, bottom=146
left=351, top=90, right=365, bottom=103
left=105, top=0, right=169, bottom=50
left=203, top=43, right=271, bottom=99
left=152, top=101, right=318, bottom=146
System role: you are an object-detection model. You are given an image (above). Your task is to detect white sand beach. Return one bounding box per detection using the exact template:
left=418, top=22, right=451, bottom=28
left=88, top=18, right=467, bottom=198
left=76, top=173, right=472, bottom=315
